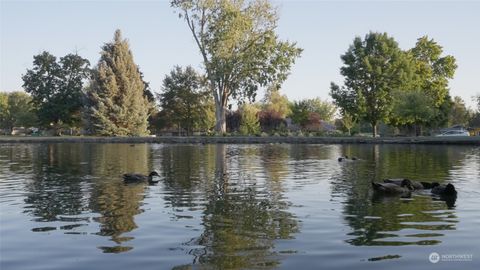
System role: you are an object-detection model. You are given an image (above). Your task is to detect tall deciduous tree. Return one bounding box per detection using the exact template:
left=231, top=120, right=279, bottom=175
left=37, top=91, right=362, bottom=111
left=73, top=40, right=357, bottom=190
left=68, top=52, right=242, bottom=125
left=330, top=32, right=412, bottom=137
left=22, top=51, right=90, bottom=131
left=171, top=0, right=302, bottom=132
left=85, top=30, right=151, bottom=136
left=158, top=66, right=214, bottom=135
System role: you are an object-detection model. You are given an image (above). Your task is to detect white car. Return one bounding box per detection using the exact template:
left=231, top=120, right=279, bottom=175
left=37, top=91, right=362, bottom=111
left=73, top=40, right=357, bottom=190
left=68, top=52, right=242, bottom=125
left=435, top=130, right=470, bottom=137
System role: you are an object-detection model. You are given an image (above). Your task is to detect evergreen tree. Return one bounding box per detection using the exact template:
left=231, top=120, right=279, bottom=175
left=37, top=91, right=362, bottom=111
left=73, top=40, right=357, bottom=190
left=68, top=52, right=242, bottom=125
left=85, top=30, right=151, bottom=136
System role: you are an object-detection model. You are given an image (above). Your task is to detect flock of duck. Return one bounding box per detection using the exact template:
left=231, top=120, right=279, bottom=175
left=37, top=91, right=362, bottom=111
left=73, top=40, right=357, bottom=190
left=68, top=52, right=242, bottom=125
left=338, top=155, right=457, bottom=198
left=122, top=156, right=458, bottom=201
left=372, top=178, right=457, bottom=197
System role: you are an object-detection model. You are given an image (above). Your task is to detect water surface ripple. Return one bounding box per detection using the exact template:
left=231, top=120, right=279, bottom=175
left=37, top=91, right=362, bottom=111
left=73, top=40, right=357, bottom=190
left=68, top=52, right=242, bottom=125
left=0, top=143, right=478, bottom=269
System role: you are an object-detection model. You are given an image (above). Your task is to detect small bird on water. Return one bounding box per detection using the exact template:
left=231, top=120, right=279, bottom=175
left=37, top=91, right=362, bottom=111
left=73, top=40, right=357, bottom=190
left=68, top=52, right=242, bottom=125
left=123, top=171, right=160, bottom=184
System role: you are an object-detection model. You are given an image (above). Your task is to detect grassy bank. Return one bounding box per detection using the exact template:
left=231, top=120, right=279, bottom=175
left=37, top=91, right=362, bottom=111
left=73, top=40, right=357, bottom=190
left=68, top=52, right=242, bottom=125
left=1, top=135, right=479, bottom=145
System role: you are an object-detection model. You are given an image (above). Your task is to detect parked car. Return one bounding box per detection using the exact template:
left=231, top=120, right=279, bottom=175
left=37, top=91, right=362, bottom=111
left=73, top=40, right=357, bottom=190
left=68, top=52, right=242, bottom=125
left=435, top=130, right=470, bottom=137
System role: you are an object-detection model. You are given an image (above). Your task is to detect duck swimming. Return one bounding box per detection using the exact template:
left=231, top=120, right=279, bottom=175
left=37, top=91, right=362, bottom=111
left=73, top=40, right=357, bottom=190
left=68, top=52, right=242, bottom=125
left=123, top=171, right=160, bottom=184
left=372, top=179, right=414, bottom=195
left=431, top=183, right=457, bottom=196
left=338, top=155, right=358, bottom=162
left=383, top=178, right=440, bottom=190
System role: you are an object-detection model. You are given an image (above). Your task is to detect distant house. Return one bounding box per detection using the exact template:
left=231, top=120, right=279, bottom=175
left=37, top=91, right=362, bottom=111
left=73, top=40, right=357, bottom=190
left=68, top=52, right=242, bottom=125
left=285, top=118, right=300, bottom=131
left=320, top=120, right=336, bottom=133
left=285, top=117, right=336, bottom=133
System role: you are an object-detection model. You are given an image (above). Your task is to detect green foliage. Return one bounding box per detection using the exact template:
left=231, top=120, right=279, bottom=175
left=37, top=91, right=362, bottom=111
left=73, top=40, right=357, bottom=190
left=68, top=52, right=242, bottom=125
left=428, top=95, right=452, bottom=129
left=262, top=85, right=291, bottom=118
left=409, top=36, right=457, bottom=107
left=391, top=89, right=435, bottom=126
left=303, top=98, right=336, bottom=122
left=171, top=0, right=302, bottom=132
left=448, top=96, right=469, bottom=126
left=0, top=93, right=7, bottom=128
left=158, top=66, right=214, bottom=134
left=239, top=103, right=260, bottom=135
left=330, top=32, right=412, bottom=137
left=289, top=100, right=309, bottom=127
left=339, top=113, right=355, bottom=136
left=22, top=51, right=90, bottom=129
left=289, top=98, right=336, bottom=127
left=85, top=30, right=151, bottom=136
left=0, top=92, right=37, bottom=132
left=469, top=112, right=480, bottom=128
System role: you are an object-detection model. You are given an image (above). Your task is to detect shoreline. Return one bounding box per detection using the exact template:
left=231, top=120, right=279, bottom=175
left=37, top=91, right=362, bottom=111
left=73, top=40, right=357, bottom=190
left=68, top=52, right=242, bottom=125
left=1, top=136, right=479, bottom=145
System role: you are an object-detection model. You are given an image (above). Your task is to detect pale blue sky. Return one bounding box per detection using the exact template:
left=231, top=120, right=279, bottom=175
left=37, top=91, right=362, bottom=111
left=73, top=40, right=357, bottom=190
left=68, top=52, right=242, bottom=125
left=1, top=0, right=479, bottom=108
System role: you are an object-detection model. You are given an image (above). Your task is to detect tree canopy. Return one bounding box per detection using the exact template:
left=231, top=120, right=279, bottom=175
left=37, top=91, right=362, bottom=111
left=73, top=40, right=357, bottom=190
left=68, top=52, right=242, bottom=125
left=448, top=96, right=469, bottom=126
left=330, top=32, right=412, bottom=136
left=0, top=92, right=37, bottom=132
left=262, top=85, right=291, bottom=119
left=158, top=66, right=214, bottom=135
left=85, top=30, right=151, bottom=136
left=239, top=103, right=260, bottom=135
left=22, top=51, right=90, bottom=130
left=408, top=36, right=457, bottom=107
left=171, top=0, right=302, bottom=132
left=391, top=89, right=435, bottom=135
left=289, top=98, right=336, bottom=128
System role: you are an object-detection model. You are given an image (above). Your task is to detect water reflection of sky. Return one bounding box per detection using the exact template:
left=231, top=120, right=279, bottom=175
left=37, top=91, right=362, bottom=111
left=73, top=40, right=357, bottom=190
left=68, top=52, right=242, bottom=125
left=0, top=144, right=478, bottom=270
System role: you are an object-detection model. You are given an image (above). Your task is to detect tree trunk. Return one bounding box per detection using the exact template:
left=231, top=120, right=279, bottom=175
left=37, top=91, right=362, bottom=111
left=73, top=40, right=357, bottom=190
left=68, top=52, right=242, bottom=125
left=214, top=102, right=227, bottom=133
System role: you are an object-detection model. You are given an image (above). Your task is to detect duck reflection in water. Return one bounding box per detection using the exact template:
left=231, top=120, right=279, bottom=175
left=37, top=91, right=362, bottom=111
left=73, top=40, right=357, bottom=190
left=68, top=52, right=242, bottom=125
left=431, top=184, right=457, bottom=208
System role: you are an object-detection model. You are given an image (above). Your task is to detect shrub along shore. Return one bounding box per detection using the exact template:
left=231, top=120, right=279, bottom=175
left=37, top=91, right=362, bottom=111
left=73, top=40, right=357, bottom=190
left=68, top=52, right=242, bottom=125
left=0, top=136, right=479, bottom=145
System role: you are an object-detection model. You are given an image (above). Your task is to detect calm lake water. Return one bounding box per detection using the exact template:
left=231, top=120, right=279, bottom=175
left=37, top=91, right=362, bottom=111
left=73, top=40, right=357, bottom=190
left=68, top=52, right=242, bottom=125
left=0, top=143, right=479, bottom=270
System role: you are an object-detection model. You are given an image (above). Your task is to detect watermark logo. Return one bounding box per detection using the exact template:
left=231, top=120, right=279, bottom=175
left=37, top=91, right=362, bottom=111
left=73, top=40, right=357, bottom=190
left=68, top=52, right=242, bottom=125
left=429, top=252, right=473, bottom=263
left=429, top=252, right=440, bottom=263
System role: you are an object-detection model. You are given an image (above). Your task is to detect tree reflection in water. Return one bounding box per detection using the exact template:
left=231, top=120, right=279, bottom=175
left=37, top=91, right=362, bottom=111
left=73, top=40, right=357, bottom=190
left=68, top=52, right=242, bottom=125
left=19, top=144, right=154, bottom=253
left=160, top=144, right=299, bottom=269
left=333, top=145, right=464, bottom=248
left=88, top=144, right=152, bottom=253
